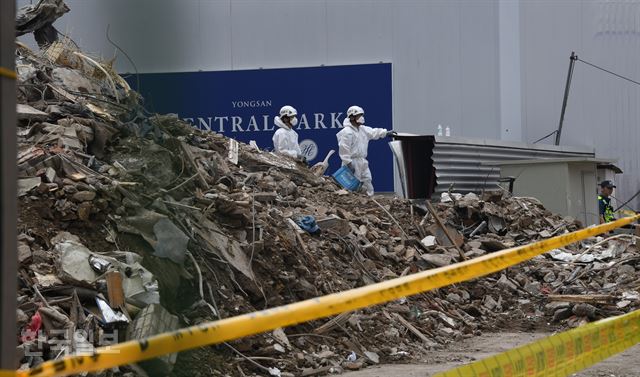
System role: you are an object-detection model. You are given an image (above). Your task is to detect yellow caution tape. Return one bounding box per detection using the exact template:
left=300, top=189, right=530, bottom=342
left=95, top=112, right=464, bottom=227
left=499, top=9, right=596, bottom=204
left=3, top=214, right=638, bottom=377
left=0, top=66, right=17, bottom=80
left=435, top=309, right=640, bottom=377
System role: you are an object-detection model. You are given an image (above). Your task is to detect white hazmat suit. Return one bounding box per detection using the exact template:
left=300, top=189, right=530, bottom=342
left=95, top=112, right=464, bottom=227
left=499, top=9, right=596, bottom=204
left=272, top=116, right=302, bottom=159
left=336, top=117, right=389, bottom=196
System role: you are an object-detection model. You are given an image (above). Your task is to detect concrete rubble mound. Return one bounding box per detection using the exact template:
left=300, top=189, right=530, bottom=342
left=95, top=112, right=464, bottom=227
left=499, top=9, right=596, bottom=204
left=13, top=15, right=640, bottom=377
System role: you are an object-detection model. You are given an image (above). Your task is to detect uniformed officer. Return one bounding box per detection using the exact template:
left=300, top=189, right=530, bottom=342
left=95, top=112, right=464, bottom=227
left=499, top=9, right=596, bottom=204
left=598, top=180, right=616, bottom=224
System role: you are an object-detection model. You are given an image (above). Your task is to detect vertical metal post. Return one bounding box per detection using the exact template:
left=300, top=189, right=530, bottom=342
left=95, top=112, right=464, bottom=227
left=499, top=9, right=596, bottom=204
left=555, top=51, right=578, bottom=145
left=0, top=0, right=17, bottom=370
left=498, top=177, right=516, bottom=194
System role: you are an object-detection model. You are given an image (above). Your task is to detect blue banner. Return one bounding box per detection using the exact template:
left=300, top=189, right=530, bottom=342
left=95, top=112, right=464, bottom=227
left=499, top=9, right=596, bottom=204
left=129, top=63, right=394, bottom=191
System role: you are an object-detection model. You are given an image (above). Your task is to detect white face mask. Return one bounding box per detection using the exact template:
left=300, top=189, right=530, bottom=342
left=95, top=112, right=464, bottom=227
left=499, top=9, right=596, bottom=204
left=290, top=117, right=298, bottom=126
left=356, top=116, right=365, bottom=125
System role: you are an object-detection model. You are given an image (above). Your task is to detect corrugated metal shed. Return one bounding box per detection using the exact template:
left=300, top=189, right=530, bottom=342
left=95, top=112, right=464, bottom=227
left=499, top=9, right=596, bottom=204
left=432, top=137, right=596, bottom=196
left=393, top=135, right=596, bottom=199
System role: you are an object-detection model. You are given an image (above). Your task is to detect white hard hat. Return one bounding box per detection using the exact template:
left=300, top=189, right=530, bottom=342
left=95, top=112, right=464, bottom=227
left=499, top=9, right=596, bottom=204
left=279, top=105, right=297, bottom=117
left=347, top=105, right=364, bottom=117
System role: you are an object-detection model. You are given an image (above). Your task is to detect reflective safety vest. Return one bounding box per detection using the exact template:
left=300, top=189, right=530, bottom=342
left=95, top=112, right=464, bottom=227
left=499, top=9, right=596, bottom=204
left=598, top=195, right=615, bottom=222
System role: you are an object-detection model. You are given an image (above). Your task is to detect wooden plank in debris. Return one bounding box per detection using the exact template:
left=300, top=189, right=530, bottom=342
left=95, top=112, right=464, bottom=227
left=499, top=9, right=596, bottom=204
left=391, top=312, right=438, bottom=347
left=313, top=311, right=352, bottom=334
left=179, top=141, right=210, bottom=189
left=106, top=271, right=125, bottom=308
left=425, top=202, right=467, bottom=260
left=547, top=294, right=615, bottom=304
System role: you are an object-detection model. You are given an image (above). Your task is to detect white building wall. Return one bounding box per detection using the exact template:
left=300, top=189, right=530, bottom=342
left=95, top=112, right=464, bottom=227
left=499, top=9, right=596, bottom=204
left=520, top=0, right=640, bottom=209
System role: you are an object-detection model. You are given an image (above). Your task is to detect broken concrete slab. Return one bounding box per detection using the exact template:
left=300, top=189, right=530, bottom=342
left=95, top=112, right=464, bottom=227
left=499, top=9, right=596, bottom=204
left=253, top=191, right=278, bottom=203
left=152, top=218, right=189, bottom=265
left=523, top=281, right=541, bottom=295
left=480, top=239, right=508, bottom=252
left=552, top=307, right=573, bottom=322
left=420, top=253, right=452, bottom=267
left=17, top=242, right=32, bottom=264
left=421, top=235, right=437, bottom=248
left=44, top=167, right=57, bottom=183
left=316, top=215, right=350, bottom=236
left=497, top=274, right=518, bottom=292
left=128, top=304, right=179, bottom=375
left=194, top=217, right=256, bottom=281
left=71, top=190, right=96, bottom=202
left=544, top=301, right=571, bottom=315
left=55, top=239, right=99, bottom=285
left=17, top=104, right=48, bottom=121
left=483, top=295, right=499, bottom=311
left=364, top=351, right=379, bottom=364
left=18, top=177, right=41, bottom=197
left=572, top=303, right=597, bottom=319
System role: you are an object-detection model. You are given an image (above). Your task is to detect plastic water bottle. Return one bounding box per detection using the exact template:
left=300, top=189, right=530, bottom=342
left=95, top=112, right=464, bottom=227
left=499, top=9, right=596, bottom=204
left=437, top=124, right=443, bottom=136
left=445, top=126, right=451, bottom=137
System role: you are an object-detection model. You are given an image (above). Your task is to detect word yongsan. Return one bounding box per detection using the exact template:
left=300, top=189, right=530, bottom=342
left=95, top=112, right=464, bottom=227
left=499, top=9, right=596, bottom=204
left=183, top=112, right=345, bottom=133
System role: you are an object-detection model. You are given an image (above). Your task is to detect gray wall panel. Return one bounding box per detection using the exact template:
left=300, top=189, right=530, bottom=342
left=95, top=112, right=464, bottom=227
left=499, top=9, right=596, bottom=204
left=460, top=0, right=500, bottom=139
left=199, top=0, right=233, bottom=70
left=325, top=0, right=393, bottom=65
left=230, top=0, right=327, bottom=69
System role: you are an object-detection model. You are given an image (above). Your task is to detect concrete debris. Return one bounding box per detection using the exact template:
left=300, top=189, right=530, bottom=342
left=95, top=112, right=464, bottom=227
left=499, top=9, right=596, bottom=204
left=440, top=192, right=462, bottom=203
left=12, top=9, right=640, bottom=376
left=420, top=253, right=453, bottom=267
left=16, top=104, right=48, bottom=121
left=497, top=274, right=518, bottom=292
left=152, top=218, right=189, bottom=265
left=421, top=235, right=437, bottom=247
left=364, top=351, right=380, bottom=364
left=16, top=0, right=70, bottom=47
left=17, top=177, right=41, bottom=197
left=128, top=304, right=179, bottom=375
left=55, top=238, right=100, bottom=285
left=17, top=242, right=32, bottom=263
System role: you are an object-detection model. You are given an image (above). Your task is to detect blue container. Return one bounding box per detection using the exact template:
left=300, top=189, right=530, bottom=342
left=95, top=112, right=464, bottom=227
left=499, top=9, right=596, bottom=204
left=332, top=166, right=362, bottom=191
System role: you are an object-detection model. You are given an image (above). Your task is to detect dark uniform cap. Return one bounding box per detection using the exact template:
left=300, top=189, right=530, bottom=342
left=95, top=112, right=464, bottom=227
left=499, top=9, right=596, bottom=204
left=600, top=180, right=616, bottom=188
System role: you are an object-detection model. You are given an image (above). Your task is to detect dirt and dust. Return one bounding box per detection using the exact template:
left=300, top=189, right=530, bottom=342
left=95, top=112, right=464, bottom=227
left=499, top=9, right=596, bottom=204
left=342, top=332, right=640, bottom=377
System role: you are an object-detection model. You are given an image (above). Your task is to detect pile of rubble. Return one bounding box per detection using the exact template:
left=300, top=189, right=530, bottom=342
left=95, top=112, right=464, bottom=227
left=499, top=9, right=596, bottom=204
left=13, top=16, right=640, bottom=377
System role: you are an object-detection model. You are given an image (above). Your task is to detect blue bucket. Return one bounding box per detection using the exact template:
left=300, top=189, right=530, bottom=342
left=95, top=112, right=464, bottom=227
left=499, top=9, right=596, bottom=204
left=332, top=165, right=362, bottom=191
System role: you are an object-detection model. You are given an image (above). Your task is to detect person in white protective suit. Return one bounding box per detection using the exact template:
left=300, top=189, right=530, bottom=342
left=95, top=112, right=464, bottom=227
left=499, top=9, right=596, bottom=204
left=272, top=105, right=304, bottom=160
left=336, top=105, right=396, bottom=196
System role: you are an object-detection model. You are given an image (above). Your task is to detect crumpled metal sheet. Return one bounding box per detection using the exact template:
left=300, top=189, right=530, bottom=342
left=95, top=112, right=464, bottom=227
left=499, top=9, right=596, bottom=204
left=153, top=218, right=189, bottom=265
left=194, top=217, right=256, bottom=282
left=16, top=0, right=70, bottom=42
left=53, top=235, right=159, bottom=306
left=117, top=209, right=189, bottom=265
